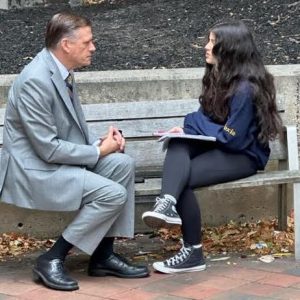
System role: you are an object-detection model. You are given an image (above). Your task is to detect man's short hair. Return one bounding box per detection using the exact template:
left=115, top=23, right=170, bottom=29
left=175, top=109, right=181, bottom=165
left=45, top=12, right=92, bottom=49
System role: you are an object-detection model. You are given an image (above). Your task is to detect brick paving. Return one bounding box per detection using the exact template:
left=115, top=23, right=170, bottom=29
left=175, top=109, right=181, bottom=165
left=1, top=248, right=300, bottom=300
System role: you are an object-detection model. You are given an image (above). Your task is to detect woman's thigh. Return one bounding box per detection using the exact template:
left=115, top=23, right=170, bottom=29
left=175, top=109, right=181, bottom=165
left=188, top=149, right=257, bottom=188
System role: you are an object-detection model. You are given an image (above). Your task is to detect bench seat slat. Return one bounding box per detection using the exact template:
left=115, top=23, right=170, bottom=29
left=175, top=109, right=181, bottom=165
left=135, top=170, right=300, bottom=196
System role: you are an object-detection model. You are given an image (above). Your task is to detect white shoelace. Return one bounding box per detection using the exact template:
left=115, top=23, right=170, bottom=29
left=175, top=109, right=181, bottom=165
left=154, top=197, right=169, bottom=212
left=165, top=245, right=192, bottom=266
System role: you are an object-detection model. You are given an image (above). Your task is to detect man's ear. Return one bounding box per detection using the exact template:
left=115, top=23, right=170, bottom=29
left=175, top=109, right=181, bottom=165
left=60, top=38, right=71, bottom=54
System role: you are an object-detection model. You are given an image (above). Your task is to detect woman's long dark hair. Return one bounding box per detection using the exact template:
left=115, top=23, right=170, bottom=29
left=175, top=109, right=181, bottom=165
left=200, top=21, right=282, bottom=145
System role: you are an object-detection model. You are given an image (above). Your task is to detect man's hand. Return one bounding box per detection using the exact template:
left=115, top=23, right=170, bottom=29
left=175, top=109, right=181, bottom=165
left=112, top=127, right=125, bottom=152
left=99, top=126, right=121, bottom=157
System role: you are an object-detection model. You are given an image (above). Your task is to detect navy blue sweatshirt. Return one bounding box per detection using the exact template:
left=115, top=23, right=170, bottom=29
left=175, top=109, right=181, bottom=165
left=183, top=81, right=270, bottom=170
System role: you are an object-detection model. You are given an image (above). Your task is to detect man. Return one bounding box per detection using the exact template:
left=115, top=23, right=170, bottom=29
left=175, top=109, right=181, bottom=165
left=0, top=12, right=149, bottom=291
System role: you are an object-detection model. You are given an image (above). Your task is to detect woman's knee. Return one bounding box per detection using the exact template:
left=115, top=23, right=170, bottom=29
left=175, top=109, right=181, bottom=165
left=167, top=139, right=193, bottom=156
left=168, top=139, right=187, bottom=149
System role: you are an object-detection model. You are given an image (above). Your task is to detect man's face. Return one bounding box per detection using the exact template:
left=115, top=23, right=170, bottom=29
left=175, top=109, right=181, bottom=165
left=67, top=26, right=96, bottom=69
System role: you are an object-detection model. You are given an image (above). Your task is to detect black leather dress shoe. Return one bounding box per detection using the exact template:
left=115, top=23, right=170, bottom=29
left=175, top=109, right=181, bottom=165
left=32, top=256, right=79, bottom=291
left=88, top=253, right=149, bottom=278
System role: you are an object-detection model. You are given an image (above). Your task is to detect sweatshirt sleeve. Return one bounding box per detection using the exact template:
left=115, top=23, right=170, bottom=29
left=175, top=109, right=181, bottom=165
left=183, top=82, right=255, bottom=151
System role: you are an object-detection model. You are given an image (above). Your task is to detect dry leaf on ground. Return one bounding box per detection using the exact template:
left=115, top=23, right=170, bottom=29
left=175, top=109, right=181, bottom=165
left=0, top=233, right=54, bottom=261
left=158, top=213, right=295, bottom=256
left=0, top=213, right=295, bottom=261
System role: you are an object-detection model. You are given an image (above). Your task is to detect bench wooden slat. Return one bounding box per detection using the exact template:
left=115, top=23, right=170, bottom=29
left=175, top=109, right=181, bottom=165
left=0, top=130, right=288, bottom=162
left=88, top=117, right=184, bottom=138
left=82, top=99, right=199, bottom=121
left=0, top=99, right=198, bottom=126
left=125, top=139, right=287, bottom=167
left=0, top=95, right=285, bottom=126
left=0, top=95, right=285, bottom=125
left=82, top=95, right=284, bottom=121
left=135, top=170, right=300, bottom=196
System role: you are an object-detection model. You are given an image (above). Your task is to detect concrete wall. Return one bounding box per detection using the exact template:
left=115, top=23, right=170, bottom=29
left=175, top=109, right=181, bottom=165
left=0, top=0, right=68, bottom=9
left=0, top=65, right=299, bottom=237
left=2, top=65, right=299, bottom=106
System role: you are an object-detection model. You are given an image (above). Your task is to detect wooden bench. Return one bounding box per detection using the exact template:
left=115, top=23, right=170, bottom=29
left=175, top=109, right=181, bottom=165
left=1, top=98, right=300, bottom=259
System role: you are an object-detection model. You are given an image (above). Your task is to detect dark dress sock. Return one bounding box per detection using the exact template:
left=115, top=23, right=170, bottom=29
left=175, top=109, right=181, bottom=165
left=90, top=237, right=114, bottom=263
left=40, top=235, right=73, bottom=261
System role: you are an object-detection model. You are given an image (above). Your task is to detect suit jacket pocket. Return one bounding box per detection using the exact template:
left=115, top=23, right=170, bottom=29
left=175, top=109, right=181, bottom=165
left=24, top=158, right=59, bottom=171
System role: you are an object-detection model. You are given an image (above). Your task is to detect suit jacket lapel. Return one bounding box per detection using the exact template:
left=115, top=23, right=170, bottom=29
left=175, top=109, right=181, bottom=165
left=51, top=72, right=83, bottom=130
left=43, top=49, right=88, bottom=140
left=72, top=83, right=89, bottom=142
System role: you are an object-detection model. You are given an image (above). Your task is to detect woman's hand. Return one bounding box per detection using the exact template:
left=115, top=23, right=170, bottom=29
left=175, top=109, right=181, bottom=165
left=168, top=126, right=184, bottom=133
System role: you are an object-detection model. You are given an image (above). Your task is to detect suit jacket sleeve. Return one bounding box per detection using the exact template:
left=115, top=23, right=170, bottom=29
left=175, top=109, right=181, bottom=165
left=184, top=82, right=256, bottom=151
left=16, top=79, right=99, bottom=166
left=89, top=130, right=100, bottom=145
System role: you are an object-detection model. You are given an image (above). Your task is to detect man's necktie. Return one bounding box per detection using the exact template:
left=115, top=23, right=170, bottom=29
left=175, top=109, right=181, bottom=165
left=65, top=73, right=74, bottom=103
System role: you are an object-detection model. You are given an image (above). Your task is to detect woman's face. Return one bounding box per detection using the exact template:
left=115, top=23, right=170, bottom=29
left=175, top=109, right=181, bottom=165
left=205, top=32, right=217, bottom=65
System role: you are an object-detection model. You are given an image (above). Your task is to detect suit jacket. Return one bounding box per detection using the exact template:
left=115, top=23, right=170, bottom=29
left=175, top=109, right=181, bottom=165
left=0, top=48, right=99, bottom=211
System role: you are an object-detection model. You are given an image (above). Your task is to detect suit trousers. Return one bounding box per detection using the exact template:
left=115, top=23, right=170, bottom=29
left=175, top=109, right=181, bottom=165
left=62, top=153, right=135, bottom=255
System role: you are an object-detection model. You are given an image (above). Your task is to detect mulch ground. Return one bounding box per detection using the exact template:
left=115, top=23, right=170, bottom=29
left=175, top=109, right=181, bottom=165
left=0, top=0, right=299, bottom=75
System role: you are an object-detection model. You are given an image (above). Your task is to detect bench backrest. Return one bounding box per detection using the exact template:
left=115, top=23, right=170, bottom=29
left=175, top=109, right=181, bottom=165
left=0, top=98, right=287, bottom=177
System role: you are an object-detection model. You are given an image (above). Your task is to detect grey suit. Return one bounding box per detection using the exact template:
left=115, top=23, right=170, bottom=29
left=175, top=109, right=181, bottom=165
left=0, top=48, right=135, bottom=254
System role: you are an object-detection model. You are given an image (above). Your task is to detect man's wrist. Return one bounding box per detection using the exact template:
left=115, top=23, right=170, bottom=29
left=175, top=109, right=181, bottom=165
left=99, top=144, right=109, bottom=157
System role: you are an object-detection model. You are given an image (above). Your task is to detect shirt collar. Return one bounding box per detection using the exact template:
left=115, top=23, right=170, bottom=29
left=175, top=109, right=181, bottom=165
left=49, top=51, right=73, bottom=81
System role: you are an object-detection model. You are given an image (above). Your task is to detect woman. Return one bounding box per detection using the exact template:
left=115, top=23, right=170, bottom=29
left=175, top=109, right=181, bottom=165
left=142, top=21, right=282, bottom=274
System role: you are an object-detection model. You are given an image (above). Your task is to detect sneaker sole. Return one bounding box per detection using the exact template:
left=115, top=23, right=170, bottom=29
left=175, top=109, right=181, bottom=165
left=142, top=211, right=182, bottom=229
left=152, top=262, right=206, bottom=274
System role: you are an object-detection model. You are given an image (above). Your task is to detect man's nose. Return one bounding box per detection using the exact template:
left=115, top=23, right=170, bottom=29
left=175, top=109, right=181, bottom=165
left=90, top=42, right=96, bottom=52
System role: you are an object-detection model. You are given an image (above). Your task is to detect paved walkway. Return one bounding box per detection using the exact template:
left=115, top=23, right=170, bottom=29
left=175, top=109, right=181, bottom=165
left=1, top=236, right=300, bottom=300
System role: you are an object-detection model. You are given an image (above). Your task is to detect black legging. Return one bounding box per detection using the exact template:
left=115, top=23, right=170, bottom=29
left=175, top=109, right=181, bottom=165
left=160, top=139, right=257, bottom=245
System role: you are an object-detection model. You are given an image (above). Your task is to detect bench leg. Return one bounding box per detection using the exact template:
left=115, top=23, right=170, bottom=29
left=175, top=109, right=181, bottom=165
left=278, top=184, right=287, bottom=231
left=294, top=182, right=300, bottom=260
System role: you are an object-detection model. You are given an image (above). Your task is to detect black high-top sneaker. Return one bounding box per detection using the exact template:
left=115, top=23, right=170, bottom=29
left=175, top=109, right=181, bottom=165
left=142, top=194, right=182, bottom=228
left=153, top=242, right=206, bottom=274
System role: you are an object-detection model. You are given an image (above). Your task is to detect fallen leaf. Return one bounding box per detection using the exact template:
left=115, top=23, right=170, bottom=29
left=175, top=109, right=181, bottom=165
left=157, top=213, right=295, bottom=256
